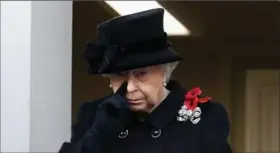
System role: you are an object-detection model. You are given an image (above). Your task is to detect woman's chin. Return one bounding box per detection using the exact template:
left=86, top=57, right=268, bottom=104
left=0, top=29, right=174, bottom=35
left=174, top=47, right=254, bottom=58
left=130, top=103, right=147, bottom=112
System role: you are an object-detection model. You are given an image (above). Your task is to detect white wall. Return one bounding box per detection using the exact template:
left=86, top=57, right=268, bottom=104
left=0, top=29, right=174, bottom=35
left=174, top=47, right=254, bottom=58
left=1, top=1, right=32, bottom=152
left=1, top=1, right=73, bottom=152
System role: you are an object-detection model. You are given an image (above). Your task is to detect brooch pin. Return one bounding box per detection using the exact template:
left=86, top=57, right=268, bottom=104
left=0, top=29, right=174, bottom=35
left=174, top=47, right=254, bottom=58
left=177, top=87, right=211, bottom=124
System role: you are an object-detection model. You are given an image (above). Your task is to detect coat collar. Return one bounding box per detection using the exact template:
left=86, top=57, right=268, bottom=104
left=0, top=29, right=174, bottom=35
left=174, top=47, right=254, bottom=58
left=143, top=80, right=186, bottom=129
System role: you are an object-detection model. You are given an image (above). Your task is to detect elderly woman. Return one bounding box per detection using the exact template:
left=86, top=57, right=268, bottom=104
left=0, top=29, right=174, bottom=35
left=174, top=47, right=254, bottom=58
left=59, top=8, right=231, bottom=153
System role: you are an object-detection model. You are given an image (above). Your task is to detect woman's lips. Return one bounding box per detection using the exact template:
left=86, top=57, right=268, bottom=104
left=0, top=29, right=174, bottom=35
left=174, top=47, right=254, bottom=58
left=128, top=99, right=142, bottom=104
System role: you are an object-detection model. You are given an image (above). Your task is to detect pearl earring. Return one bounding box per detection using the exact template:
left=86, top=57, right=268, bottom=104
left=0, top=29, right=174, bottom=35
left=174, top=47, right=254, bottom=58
left=163, top=82, right=167, bottom=87
left=109, top=84, right=112, bottom=88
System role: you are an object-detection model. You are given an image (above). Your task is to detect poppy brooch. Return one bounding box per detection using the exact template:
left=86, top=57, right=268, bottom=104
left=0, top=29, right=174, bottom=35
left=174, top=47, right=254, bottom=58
left=177, top=87, right=211, bottom=124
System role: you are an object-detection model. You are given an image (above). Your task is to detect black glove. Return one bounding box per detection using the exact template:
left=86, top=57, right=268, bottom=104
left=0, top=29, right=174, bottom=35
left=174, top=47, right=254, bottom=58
left=91, top=81, right=132, bottom=140
left=71, top=81, right=132, bottom=153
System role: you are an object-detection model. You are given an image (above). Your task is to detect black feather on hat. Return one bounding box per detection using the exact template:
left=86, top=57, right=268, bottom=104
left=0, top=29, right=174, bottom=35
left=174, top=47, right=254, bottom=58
left=84, top=8, right=184, bottom=74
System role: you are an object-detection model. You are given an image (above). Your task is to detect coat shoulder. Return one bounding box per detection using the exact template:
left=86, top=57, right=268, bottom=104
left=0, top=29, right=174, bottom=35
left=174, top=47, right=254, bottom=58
left=70, top=96, right=109, bottom=144
left=76, top=96, right=110, bottom=120
left=199, top=101, right=231, bottom=146
left=198, top=101, right=232, bottom=152
left=199, top=100, right=230, bottom=131
left=59, top=96, right=110, bottom=153
left=199, top=100, right=229, bottom=118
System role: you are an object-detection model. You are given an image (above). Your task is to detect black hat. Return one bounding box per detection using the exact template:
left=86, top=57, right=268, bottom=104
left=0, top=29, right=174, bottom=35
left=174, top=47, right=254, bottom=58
left=84, top=8, right=184, bottom=74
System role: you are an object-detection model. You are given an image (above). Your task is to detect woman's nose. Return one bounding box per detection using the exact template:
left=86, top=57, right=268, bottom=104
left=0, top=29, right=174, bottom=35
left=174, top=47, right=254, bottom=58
left=126, top=79, right=137, bottom=92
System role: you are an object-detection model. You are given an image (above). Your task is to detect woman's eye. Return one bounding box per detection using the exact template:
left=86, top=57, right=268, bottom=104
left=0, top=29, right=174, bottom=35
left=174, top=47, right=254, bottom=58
left=133, top=71, right=149, bottom=81
left=135, top=71, right=147, bottom=76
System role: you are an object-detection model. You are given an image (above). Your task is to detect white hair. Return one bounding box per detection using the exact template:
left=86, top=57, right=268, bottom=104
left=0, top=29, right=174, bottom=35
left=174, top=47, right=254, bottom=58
left=161, top=61, right=179, bottom=82
left=101, top=61, right=179, bottom=82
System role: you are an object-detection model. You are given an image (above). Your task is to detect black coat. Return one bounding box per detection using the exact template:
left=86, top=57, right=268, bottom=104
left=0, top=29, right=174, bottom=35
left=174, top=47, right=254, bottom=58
left=59, top=81, right=232, bottom=153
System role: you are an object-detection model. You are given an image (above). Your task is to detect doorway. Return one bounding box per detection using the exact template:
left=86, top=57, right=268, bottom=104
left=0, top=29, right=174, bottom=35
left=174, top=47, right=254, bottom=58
left=245, top=69, right=279, bottom=152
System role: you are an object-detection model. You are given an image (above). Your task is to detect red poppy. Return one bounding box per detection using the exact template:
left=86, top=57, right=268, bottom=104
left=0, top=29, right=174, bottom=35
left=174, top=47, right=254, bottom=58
left=184, top=87, right=212, bottom=110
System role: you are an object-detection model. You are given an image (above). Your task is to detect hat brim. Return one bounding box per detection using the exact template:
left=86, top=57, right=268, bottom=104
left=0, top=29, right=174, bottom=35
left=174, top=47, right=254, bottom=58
left=88, top=47, right=183, bottom=74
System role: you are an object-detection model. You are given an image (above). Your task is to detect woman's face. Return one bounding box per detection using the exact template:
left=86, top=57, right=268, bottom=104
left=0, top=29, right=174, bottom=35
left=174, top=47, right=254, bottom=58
left=110, top=65, right=166, bottom=112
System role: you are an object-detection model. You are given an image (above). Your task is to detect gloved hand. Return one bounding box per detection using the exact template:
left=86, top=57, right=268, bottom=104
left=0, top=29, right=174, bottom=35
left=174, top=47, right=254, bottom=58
left=91, top=81, right=132, bottom=139
left=72, top=81, right=132, bottom=153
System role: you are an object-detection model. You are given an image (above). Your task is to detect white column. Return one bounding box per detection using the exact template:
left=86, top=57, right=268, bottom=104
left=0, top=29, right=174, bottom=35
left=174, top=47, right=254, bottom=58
left=1, top=1, right=73, bottom=152
left=1, top=2, right=32, bottom=152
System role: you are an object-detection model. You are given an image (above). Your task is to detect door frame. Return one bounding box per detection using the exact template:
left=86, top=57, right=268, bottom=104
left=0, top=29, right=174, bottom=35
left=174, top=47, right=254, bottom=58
left=230, top=56, right=280, bottom=152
